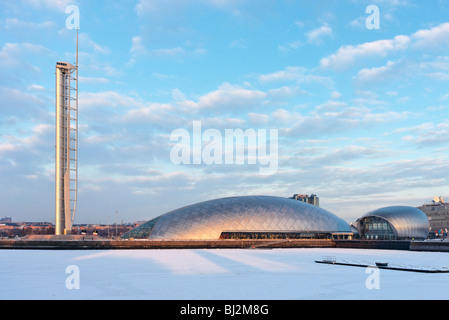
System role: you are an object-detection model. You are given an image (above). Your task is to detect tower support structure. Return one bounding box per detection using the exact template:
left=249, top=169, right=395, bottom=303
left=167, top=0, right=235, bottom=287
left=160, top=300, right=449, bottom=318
left=55, top=56, right=78, bottom=235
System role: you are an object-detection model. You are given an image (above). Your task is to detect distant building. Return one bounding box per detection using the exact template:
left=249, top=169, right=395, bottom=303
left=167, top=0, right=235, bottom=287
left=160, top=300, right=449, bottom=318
left=418, top=196, right=449, bottom=233
left=0, top=217, right=12, bottom=224
left=291, top=194, right=320, bottom=207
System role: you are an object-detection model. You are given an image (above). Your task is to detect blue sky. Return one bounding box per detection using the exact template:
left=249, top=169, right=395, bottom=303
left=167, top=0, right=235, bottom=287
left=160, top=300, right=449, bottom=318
left=1, top=0, right=449, bottom=224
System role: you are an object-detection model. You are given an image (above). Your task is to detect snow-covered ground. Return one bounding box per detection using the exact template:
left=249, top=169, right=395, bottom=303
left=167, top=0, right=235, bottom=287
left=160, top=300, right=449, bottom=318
left=1, top=248, right=448, bottom=300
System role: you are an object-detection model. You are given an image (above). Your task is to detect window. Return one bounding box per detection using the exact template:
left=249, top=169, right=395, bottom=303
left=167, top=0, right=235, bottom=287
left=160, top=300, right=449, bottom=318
left=361, top=217, right=395, bottom=240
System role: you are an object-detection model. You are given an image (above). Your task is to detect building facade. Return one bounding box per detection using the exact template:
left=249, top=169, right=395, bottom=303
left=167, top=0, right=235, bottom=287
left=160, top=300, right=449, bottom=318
left=418, top=197, right=449, bottom=235
left=356, top=206, right=430, bottom=240
left=122, top=196, right=351, bottom=240
left=291, top=194, right=320, bottom=207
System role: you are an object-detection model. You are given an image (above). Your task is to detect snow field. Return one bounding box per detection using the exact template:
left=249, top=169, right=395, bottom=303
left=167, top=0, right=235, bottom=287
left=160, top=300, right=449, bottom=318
left=0, top=248, right=448, bottom=300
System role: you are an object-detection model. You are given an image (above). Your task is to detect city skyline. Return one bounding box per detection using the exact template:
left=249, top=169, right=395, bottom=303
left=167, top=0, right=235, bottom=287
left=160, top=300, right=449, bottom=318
left=1, top=0, right=449, bottom=224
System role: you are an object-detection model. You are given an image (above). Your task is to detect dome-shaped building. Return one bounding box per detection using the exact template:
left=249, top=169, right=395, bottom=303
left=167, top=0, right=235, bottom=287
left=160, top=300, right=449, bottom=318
left=122, top=196, right=352, bottom=240
left=356, top=206, right=430, bottom=240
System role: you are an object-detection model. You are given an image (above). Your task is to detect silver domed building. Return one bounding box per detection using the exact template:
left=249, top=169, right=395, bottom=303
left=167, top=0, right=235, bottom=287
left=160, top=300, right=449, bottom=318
left=356, top=206, right=430, bottom=240
left=122, top=196, right=352, bottom=240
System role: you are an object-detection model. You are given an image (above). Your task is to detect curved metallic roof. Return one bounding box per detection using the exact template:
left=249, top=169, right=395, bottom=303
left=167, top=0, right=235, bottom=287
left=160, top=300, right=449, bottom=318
left=360, top=206, right=429, bottom=239
left=125, top=196, right=351, bottom=240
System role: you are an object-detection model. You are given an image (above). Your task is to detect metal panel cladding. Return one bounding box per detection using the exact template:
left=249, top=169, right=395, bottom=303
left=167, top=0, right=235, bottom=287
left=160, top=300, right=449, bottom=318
left=127, top=196, right=351, bottom=240
left=361, top=206, right=430, bottom=239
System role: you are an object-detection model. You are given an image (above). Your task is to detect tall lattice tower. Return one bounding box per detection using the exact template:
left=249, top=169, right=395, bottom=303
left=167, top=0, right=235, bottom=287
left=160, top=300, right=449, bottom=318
left=55, top=31, right=78, bottom=235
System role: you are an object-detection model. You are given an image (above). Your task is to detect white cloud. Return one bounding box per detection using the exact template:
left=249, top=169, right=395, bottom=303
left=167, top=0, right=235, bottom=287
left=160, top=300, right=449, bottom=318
left=21, top=0, right=73, bottom=11
left=32, top=123, right=53, bottom=135
left=398, top=121, right=449, bottom=146
left=130, top=36, right=145, bottom=55
left=420, top=56, right=449, bottom=71
left=295, top=21, right=304, bottom=28
left=349, top=16, right=365, bottom=29
left=27, top=84, right=46, bottom=91
left=0, top=42, right=52, bottom=69
left=129, top=35, right=205, bottom=64
left=147, top=46, right=206, bottom=58
left=306, top=25, right=333, bottom=44
left=374, top=0, right=409, bottom=7
left=0, top=143, right=17, bottom=155
left=248, top=113, right=269, bottom=125
left=121, top=82, right=268, bottom=128
left=320, top=35, right=410, bottom=71
left=207, top=0, right=244, bottom=9
left=152, top=72, right=176, bottom=80
left=80, top=91, right=145, bottom=109
left=278, top=41, right=302, bottom=53
left=230, top=38, right=247, bottom=49
left=152, top=47, right=186, bottom=57
left=189, top=82, right=267, bottom=112
left=354, top=60, right=399, bottom=83
left=79, top=33, right=110, bottom=55
left=267, top=86, right=306, bottom=100
left=426, top=72, right=449, bottom=81
left=136, top=0, right=269, bottom=17
left=79, top=77, right=110, bottom=85
left=135, top=0, right=190, bottom=16
left=321, top=22, right=449, bottom=71
left=0, top=86, right=45, bottom=115
left=412, top=22, right=449, bottom=49
left=5, top=18, right=55, bottom=30
left=440, top=92, right=449, bottom=101
left=271, top=101, right=410, bottom=139
left=279, top=25, right=333, bottom=52
left=331, top=91, right=341, bottom=99
left=258, top=66, right=333, bottom=88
